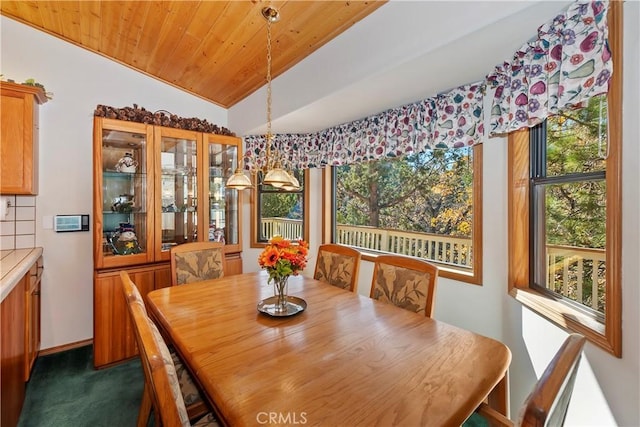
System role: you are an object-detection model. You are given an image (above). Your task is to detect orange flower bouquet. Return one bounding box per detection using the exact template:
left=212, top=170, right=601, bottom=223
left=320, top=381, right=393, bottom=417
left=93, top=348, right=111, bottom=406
left=258, top=236, right=309, bottom=283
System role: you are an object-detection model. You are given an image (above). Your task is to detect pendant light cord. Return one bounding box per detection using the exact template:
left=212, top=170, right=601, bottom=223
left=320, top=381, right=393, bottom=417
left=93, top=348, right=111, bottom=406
left=265, top=10, right=274, bottom=170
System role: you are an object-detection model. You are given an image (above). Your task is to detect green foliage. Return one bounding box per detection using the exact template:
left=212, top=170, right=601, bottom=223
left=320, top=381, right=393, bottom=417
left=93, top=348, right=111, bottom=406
left=22, top=78, right=48, bottom=94
left=336, top=147, right=473, bottom=237
left=261, top=193, right=300, bottom=219
left=543, top=95, right=608, bottom=313
left=259, top=171, right=304, bottom=220
left=545, top=95, right=607, bottom=249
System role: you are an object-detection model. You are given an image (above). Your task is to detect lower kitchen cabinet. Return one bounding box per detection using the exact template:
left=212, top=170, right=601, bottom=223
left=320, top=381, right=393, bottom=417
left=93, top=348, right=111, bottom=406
left=1, top=275, right=27, bottom=427
left=1, top=254, right=42, bottom=427
left=25, top=256, right=43, bottom=380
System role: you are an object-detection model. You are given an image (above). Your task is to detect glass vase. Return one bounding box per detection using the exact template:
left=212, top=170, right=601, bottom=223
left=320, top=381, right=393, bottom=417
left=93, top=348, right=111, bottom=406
left=273, top=275, right=290, bottom=313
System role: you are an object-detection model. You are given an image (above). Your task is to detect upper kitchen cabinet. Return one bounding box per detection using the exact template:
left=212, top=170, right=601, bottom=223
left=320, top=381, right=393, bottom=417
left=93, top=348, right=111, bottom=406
left=0, top=82, right=47, bottom=195
left=93, top=118, right=155, bottom=269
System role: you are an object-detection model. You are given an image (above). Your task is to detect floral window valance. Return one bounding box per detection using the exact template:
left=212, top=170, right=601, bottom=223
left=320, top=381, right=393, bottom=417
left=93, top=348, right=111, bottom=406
left=486, top=0, right=611, bottom=135
left=244, top=0, right=611, bottom=170
left=245, top=82, right=484, bottom=169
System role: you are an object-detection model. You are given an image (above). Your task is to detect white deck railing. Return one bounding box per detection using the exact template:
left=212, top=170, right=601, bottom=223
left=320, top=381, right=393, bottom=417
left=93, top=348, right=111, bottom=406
left=335, top=224, right=473, bottom=268
left=261, top=219, right=605, bottom=310
left=261, top=217, right=304, bottom=240
left=546, top=244, right=605, bottom=310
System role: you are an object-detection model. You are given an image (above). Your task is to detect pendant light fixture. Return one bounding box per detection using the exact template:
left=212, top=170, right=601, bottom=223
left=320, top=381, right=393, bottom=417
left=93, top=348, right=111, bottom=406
left=280, top=171, right=301, bottom=191
left=225, top=166, right=253, bottom=191
left=226, top=6, right=299, bottom=191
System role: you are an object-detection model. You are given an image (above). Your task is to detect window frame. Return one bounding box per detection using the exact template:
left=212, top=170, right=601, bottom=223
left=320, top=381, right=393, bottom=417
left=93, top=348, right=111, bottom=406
left=530, top=119, right=607, bottom=315
left=250, top=169, right=310, bottom=248
left=507, top=1, right=622, bottom=357
left=323, top=144, right=483, bottom=285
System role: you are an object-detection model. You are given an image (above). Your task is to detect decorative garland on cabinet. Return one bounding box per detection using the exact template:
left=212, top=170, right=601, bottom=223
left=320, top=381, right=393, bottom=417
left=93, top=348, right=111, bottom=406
left=94, top=103, right=234, bottom=136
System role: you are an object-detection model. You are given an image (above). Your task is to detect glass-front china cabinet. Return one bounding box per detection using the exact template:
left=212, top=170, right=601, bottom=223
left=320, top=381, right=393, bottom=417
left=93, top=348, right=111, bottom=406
left=92, top=117, right=243, bottom=367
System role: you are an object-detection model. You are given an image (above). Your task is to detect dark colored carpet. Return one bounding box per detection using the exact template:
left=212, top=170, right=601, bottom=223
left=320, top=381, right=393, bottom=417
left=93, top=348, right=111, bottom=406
left=18, top=345, right=144, bottom=427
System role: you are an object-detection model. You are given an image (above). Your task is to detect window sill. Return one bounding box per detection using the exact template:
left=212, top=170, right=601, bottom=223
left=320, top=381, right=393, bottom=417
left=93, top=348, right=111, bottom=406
left=509, top=287, right=619, bottom=357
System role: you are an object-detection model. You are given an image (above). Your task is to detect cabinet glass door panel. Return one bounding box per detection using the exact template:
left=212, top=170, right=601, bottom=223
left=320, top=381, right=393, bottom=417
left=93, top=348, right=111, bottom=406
left=158, top=132, right=199, bottom=256
left=205, top=135, right=242, bottom=253
left=94, top=118, right=154, bottom=268
left=102, top=171, right=147, bottom=241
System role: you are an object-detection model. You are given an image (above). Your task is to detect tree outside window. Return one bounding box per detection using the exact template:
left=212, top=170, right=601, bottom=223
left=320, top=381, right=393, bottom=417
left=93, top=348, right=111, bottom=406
left=531, top=95, right=608, bottom=315
left=332, top=145, right=482, bottom=284
left=252, top=170, right=309, bottom=247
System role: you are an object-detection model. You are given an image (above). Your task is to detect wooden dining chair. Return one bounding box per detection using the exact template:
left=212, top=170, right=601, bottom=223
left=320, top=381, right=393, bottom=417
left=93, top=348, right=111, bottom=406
left=465, top=334, right=587, bottom=427
left=120, top=271, right=212, bottom=426
left=313, top=243, right=362, bottom=292
left=170, top=242, right=226, bottom=286
left=369, top=255, right=438, bottom=317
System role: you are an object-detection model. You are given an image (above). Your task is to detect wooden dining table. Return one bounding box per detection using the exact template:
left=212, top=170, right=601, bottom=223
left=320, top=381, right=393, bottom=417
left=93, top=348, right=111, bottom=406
left=146, top=271, right=511, bottom=427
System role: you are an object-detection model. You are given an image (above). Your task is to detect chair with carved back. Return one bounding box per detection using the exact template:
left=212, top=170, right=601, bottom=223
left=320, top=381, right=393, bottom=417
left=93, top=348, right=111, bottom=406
left=170, top=242, right=226, bottom=286
left=313, top=244, right=362, bottom=292
left=465, top=334, right=587, bottom=427
left=369, top=255, right=438, bottom=317
left=120, top=271, right=213, bottom=426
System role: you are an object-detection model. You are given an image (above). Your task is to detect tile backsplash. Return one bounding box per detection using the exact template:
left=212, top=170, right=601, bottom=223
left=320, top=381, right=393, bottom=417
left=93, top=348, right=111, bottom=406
left=0, top=195, right=36, bottom=250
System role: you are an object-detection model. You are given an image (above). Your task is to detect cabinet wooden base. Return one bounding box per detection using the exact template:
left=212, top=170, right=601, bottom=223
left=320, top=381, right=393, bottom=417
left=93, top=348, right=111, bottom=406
left=93, top=254, right=242, bottom=368
left=94, top=263, right=167, bottom=368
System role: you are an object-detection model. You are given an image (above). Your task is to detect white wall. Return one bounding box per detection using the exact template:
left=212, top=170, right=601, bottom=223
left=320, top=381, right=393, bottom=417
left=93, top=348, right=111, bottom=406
left=1, top=16, right=227, bottom=350
left=229, top=1, right=571, bottom=135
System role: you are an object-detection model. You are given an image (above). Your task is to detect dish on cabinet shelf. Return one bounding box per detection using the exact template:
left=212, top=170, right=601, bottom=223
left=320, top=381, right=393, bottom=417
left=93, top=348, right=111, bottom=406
left=111, top=195, right=136, bottom=213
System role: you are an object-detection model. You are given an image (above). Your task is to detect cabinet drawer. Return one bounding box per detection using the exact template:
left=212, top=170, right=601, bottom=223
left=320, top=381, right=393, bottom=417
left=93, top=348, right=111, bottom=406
left=29, top=256, right=43, bottom=289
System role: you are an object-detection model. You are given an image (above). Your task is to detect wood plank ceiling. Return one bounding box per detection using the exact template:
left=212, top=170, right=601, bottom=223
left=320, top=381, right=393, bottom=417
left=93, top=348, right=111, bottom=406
left=0, top=1, right=386, bottom=108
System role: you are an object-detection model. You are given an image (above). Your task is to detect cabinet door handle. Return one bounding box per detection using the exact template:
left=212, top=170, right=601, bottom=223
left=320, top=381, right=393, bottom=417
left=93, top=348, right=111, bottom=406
left=33, top=291, right=41, bottom=296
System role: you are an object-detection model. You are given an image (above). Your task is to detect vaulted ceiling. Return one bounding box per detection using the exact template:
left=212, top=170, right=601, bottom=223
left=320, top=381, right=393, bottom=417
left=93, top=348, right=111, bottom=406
left=229, top=1, right=573, bottom=135
left=0, top=1, right=386, bottom=108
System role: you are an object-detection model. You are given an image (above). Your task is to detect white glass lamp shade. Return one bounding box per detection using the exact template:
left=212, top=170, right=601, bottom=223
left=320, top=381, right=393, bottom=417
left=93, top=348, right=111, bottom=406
left=263, top=167, right=293, bottom=188
left=281, top=173, right=300, bottom=191
left=226, top=168, right=253, bottom=190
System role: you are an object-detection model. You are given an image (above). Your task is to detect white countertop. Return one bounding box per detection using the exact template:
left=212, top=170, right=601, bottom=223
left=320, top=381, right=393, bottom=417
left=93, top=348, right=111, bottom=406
left=0, top=247, right=43, bottom=301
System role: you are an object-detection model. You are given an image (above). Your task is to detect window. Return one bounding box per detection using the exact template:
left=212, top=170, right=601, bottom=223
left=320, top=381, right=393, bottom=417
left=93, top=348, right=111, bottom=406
left=508, top=1, right=621, bottom=357
left=531, top=98, right=607, bottom=314
left=251, top=170, right=310, bottom=247
left=328, top=145, right=482, bottom=284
